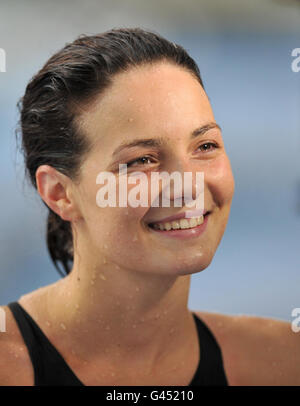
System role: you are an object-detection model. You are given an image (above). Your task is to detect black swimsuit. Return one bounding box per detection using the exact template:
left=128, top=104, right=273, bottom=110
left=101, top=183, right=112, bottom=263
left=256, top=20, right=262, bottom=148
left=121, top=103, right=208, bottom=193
left=7, top=301, right=228, bottom=386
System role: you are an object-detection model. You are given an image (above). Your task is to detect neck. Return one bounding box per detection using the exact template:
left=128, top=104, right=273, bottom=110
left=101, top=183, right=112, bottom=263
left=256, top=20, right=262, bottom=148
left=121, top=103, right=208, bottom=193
left=39, top=252, right=194, bottom=365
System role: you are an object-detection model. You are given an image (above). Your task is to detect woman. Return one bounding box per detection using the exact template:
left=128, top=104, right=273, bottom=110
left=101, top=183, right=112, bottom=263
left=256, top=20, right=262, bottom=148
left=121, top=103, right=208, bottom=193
left=0, top=27, right=298, bottom=386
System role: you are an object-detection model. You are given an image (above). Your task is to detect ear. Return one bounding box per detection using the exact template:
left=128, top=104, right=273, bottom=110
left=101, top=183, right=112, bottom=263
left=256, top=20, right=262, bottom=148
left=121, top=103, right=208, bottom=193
left=35, top=165, right=81, bottom=222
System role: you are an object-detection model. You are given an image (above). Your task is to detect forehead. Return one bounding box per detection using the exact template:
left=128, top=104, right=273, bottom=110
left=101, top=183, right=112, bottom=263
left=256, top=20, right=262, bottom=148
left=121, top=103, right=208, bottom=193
left=77, top=62, right=214, bottom=149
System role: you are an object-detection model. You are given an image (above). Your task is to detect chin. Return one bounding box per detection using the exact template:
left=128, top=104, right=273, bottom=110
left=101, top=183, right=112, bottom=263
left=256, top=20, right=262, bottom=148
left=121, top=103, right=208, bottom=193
left=168, top=253, right=215, bottom=276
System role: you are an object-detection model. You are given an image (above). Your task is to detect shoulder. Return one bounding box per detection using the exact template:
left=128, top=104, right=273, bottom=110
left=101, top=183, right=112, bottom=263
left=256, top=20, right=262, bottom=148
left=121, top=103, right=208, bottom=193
left=194, top=310, right=300, bottom=385
left=0, top=304, right=34, bottom=385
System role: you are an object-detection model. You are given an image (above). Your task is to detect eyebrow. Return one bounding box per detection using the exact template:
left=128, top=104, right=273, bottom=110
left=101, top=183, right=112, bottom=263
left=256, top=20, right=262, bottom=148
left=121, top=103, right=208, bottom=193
left=112, top=122, right=222, bottom=157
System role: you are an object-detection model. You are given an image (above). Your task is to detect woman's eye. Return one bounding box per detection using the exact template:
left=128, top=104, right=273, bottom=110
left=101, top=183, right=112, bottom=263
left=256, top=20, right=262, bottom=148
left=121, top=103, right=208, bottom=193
left=197, top=142, right=219, bottom=153
left=126, top=156, right=156, bottom=168
left=125, top=144, right=218, bottom=168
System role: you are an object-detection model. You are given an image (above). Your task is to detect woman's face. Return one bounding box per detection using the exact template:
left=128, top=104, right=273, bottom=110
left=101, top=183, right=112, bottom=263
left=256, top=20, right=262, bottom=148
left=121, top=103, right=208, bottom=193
left=71, top=62, right=235, bottom=276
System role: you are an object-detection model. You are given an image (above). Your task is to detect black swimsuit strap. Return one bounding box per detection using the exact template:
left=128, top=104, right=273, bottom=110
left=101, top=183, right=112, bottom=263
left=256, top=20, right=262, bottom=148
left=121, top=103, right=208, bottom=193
left=189, top=312, right=228, bottom=385
left=7, top=301, right=228, bottom=386
left=7, top=301, right=83, bottom=386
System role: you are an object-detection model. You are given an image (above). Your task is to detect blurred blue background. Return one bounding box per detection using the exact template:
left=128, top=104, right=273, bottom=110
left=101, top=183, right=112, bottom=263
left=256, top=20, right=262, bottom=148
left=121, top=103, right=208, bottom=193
left=0, top=0, right=299, bottom=321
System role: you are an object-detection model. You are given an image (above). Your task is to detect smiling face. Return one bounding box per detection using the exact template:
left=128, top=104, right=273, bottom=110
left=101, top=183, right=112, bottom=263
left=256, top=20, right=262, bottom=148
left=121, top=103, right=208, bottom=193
left=71, top=61, right=235, bottom=276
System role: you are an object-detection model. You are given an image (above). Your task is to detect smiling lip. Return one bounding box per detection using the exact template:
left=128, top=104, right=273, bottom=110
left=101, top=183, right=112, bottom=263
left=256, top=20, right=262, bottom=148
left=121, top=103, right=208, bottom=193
left=147, top=209, right=208, bottom=225
left=147, top=212, right=210, bottom=239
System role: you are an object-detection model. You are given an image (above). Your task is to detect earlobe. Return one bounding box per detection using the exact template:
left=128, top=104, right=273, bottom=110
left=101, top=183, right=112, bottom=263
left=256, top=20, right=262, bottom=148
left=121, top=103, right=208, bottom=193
left=56, top=200, right=69, bottom=221
left=58, top=198, right=83, bottom=223
left=55, top=193, right=81, bottom=222
left=45, top=197, right=70, bottom=222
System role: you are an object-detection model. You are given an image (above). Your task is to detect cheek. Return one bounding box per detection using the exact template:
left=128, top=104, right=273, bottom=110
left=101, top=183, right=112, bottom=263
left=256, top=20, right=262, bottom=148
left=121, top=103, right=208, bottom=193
left=116, top=172, right=153, bottom=222
left=81, top=172, right=150, bottom=240
left=205, top=155, right=235, bottom=205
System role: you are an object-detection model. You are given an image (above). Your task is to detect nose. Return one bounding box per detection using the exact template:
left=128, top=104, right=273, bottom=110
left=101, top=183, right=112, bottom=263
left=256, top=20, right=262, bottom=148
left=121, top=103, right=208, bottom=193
left=156, top=158, right=205, bottom=210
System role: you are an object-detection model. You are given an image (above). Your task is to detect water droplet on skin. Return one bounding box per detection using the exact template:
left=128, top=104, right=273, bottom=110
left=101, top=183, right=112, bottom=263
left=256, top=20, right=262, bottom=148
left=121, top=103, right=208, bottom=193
left=75, top=304, right=80, bottom=310
left=91, top=280, right=95, bottom=285
left=103, top=244, right=108, bottom=249
left=46, top=321, right=51, bottom=327
left=115, top=264, right=121, bottom=270
left=169, top=328, right=175, bottom=334
left=132, top=234, right=138, bottom=241
left=103, top=257, right=107, bottom=264
left=60, top=323, right=67, bottom=330
left=163, top=310, right=168, bottom=315
left=132, top=324, right=137, bottom=328
left=14, top=353, right=19, bottom=358
left=140, top=317, right=145, bottom=322
left=128, top=97, right=133, bottom=102
left=111, top=371, right=116, bottom=377
left=128, top=118, right=133, bottom=122
left=100, top=273, right=106, bottom=280
left=105, top=325, right=110, bottom=330
left=155, top=313, right=160, bottom=319
left=135, top=287, right=140, bottom=292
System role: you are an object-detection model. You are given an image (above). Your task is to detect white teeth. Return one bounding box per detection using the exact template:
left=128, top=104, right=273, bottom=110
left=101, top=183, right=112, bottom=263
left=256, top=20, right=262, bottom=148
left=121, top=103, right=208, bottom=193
left=171, top=220, right=180, bottom=229
left=189, top=218, right=198, bottom=228
left=197, top=216, right=204, bottom=225
left=164, top=222, right=172, bottom=231
left=151, top=215, right=204, bottom=231
left=179, top=219, right=189, bottom=229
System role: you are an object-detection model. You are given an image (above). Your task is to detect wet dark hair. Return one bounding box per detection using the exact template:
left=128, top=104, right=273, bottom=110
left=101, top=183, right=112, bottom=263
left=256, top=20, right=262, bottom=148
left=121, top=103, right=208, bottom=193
left=16, top=27, right=205, bottom=277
